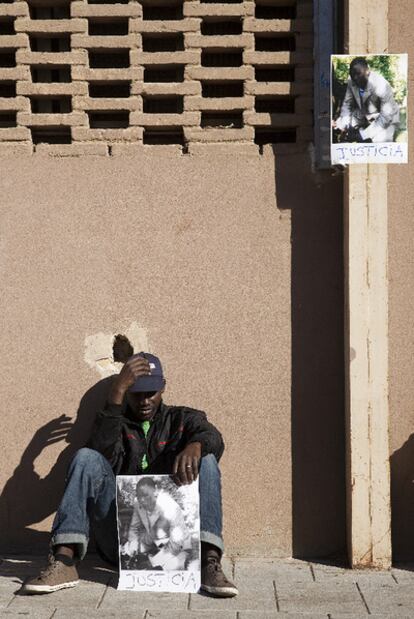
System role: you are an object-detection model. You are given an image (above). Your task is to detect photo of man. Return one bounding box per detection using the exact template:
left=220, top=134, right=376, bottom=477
left=117, top=474, right=200, bottom=587
left=331, top=54, right=408, bottom=164
left=334, top=56, right=400, bottom=142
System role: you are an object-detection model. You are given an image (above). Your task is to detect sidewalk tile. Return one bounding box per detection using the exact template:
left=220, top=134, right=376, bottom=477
left=236, top=558, right=313, bottom=585
left=0, top=557, right=41, bottom=586
left=309, top=562, right=351, bottom=580
left=54, top=610, right=145, bottom=619
left=392, top=563, right=414, bottom=583
left=221, top=557, right=234, bottom=579
left=0, top=610, right=55, bottom=618
left=55, top=601, right=236, bottom=618
left=9, top=580, right=108, bottom=610
left=238, top=613, right=328, bottom=618
left=100, top=582, right=189, bottom=612
left=311, top=562, right=395, bottom=586
left=0, top=585, right=19, bottom=608
left=330, top=612, right=413, bottom=619
left=358, top=582, right=414, bottom=615
left=0, top=570, right=27, bottom=610
left=331, top=615, right=412, bottom=619
left=0, top=602, right=10, bottom=612
left=78, top=566, right=117, bottom=587
left=146, top=612, right=236, bottom=619
left=276, top=581, right=367, bottom=615
left=190, top=560, right=276, bottom=611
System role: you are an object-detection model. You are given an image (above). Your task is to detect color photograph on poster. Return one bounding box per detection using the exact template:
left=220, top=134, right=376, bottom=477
left=331, top=53, right=408, bottom=164
left=116, top=475, right=200, bottom=593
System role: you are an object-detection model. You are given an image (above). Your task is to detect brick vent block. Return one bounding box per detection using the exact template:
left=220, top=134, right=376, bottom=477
left=0, top=0, right=313, bottom=150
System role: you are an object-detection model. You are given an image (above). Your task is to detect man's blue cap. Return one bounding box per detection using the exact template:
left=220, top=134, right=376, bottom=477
left=128, top=352, right=164, bottom=393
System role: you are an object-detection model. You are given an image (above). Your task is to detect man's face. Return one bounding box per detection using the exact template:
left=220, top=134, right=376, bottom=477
left=126, top=386, right=164, bottom=421
left=137, top=485, right=157, bottom=511
left=350, top=64, right=369, bottom=88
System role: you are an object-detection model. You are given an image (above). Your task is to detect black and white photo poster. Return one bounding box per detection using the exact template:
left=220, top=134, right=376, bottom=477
left=116, top=475, right=200, bottom=593
left=331, top=54, right=408, bottom=164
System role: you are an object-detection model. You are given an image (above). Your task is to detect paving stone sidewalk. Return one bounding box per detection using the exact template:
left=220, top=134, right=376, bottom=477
left=1, top=554, right=414, bottom=618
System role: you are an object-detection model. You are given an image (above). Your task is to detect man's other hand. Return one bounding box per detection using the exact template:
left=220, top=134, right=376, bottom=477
left=108, top=355, right=151, bottom=405
left=173, top=442, right=202, bottom=486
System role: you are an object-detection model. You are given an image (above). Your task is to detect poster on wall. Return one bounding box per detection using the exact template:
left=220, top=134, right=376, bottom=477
left=331, top=53, right=408, bottom=164
left=116, top=475, right=200, bottom=593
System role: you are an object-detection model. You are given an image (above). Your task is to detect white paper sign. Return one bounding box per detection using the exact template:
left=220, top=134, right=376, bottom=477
left=331, top=54, right=408, bottom=164
left=116, top=475, right=200, bottom=593
left=331, top=141, right=407, bottom=164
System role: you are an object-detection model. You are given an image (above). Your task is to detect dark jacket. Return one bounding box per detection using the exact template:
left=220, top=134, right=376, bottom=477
left=87, top=401, right=224, bottom=475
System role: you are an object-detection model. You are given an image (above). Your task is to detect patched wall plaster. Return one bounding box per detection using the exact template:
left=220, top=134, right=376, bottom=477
left=84, top=322, right=149, bottom=378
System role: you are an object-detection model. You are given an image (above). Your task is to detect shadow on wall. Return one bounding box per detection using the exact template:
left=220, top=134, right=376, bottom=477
left=391, top=435, right=414, bottom=561
left=0, top=377, right=113, bottom=553
left=273, top=147, right=346, bottom=560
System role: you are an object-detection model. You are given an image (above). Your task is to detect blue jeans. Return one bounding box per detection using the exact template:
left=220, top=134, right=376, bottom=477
left=51, top=448, right=224, bottom=561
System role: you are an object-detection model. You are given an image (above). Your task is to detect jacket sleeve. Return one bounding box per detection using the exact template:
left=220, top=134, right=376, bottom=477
left=128, top=502, right=144, bottom=544
left=86, top=403, right=124, bottom=469
left=164, top=502, right=189, bottom=554
left=336, top=79, right=355, bottom=130
left=376, top=78, right=399, bottom=128
left=182, top=409, right=225, bottom=461
left=361, top=78, right=399, bottom=139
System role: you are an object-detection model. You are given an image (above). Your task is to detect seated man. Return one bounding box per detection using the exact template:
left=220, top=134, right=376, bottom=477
left=333, top=56, right=400, bottom=143
left=23, top=353, right=237, bottom=597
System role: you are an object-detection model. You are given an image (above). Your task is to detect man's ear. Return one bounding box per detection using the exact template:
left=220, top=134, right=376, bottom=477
left=161, top=379, right=166, bottom=394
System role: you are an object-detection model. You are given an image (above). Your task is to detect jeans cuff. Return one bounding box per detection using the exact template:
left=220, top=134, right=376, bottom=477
left=51, top=533, right=89, bottom=561
left=200, top=531, right=224, bottom=554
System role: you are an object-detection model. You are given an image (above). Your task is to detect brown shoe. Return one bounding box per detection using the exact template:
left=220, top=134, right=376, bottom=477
left=201, top=548, right=238, bottom=597
left=22, top=556, right=79, bottom=594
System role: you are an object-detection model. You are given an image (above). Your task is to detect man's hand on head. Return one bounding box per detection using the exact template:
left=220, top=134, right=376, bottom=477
left=173, top=442, right=202, bottom=486
left=108, top=355, right=151, bottom=405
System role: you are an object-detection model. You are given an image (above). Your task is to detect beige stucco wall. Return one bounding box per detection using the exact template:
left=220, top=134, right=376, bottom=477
left=388, top=1, right=414, bottom=561
left=0, top=145, right=344, bottom=557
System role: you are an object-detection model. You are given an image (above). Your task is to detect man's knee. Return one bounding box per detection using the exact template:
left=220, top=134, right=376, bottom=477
left=70, top=447, right=106, bottom=470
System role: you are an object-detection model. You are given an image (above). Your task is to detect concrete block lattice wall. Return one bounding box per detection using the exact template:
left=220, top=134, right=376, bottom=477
left=0, top=0, right=313, bottom=152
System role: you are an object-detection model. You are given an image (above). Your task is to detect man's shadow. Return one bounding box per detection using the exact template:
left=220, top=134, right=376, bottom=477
left=0, top=376, right=114, bottom=554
